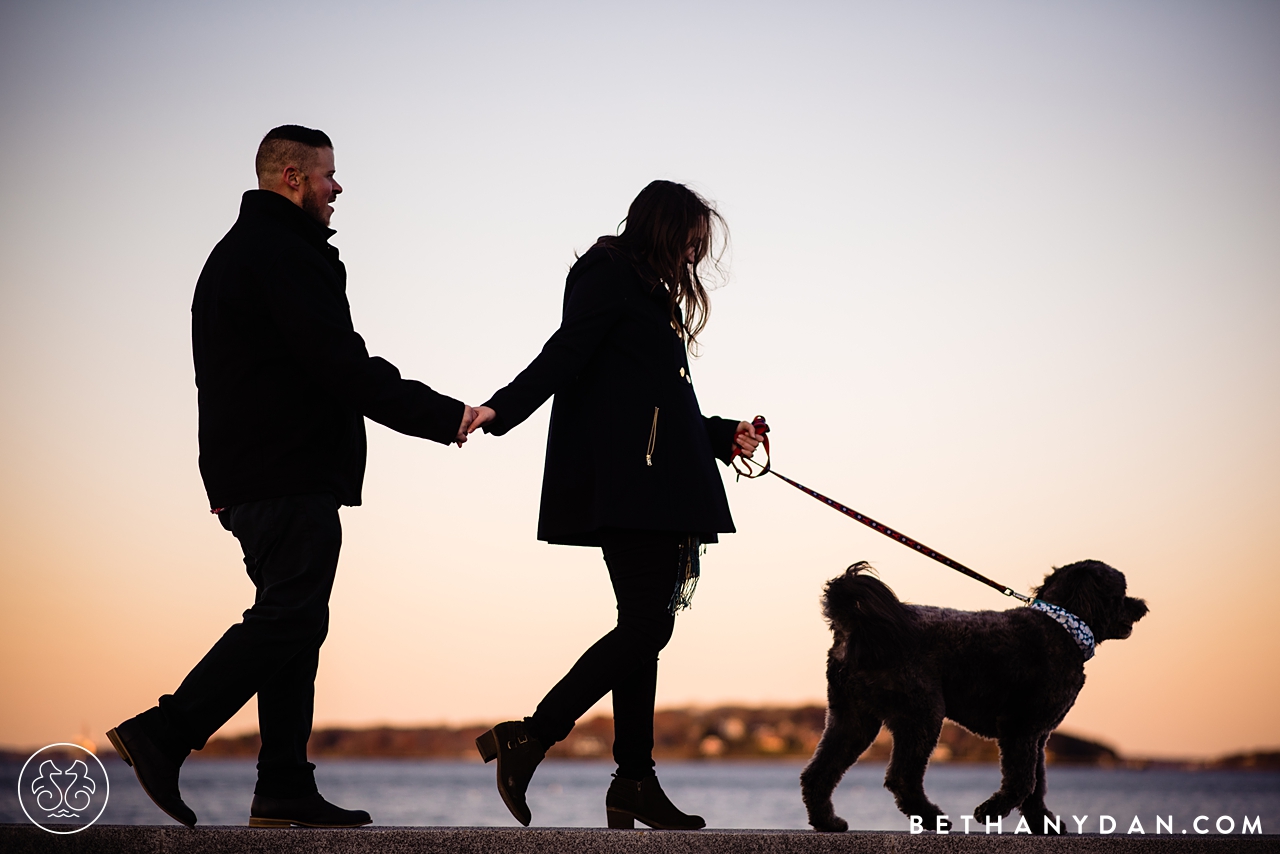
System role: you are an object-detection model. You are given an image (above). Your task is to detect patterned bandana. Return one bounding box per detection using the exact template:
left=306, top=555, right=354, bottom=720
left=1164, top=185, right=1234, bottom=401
left=1029, top=599, right=1096, bottom=661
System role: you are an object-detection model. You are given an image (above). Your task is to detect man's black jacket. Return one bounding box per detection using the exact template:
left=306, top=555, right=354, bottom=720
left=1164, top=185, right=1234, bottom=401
left=192, top=190, right=464, bottom=509
left=483, top=246, right=738, bottom=546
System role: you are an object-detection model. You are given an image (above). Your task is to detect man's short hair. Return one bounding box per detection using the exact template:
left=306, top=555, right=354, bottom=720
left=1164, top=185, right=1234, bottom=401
left=255, top=125, right=333, bottom=185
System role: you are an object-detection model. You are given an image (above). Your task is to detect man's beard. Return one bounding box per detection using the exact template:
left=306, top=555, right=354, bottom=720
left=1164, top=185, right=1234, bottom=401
left=300, top=182, right=331, bottom=226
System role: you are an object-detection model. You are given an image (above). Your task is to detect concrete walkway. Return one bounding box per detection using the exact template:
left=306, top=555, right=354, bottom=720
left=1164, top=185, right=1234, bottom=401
left=2, top=826, right=1277, bottom=853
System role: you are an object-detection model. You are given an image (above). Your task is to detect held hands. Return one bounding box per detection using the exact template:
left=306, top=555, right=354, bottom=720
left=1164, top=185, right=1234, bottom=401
left=455, top=405, right=497, bottom=447
left=469, top=405, right=496, bottom=434
left=455, top=406, right=476, bottom=446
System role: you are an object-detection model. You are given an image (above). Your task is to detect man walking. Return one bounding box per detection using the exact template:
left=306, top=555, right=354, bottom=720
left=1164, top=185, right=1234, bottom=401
left=108, top=125, right=474, bottom=828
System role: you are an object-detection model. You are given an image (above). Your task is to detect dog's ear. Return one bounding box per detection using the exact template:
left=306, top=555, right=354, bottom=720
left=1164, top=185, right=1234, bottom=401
left=1037, top=560, right=1126, bottom=636
left=1036, top=561, right=1101, bottom=618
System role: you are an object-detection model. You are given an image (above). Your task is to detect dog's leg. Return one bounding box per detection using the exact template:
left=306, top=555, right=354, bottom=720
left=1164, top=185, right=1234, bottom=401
left=1016, top=732, right=1059, bottom=835
left=974, top=729, right=1039, bottom=825
left=883, top=711, right=947, bottom=828
left=800, top=705, right=880, bottom=832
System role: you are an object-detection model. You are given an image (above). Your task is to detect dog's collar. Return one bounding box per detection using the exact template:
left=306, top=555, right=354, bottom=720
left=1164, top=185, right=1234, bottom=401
left=1029, top=600, right=1096, bottom=661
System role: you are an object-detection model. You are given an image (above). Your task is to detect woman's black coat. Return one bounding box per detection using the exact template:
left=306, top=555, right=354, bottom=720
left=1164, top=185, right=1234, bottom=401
left=483, top=246, right=739, bottom=546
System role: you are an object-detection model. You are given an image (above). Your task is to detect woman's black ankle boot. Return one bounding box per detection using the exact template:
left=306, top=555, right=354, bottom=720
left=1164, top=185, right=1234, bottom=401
left=476, top=720, right=546, bottom=826
left=605, top=774, right=706, bottom=830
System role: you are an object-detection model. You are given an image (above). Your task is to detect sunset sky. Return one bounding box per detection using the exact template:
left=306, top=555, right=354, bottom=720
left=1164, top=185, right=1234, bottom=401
left=1, top=1, right=1277, bottom=761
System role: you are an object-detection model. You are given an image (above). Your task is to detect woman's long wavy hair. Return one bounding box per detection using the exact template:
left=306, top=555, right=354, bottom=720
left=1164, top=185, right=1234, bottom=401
left=593, top=180, right=728, bottom=353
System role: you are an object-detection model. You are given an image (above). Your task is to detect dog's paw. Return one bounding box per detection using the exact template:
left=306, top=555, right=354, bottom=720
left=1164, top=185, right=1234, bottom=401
left=810, top=815, right=848, bottom=833
left=973, top=798, right=1010, bottom=825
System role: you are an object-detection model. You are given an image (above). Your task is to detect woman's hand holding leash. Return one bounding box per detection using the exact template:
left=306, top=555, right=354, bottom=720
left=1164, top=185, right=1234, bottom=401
left=731, top=416, right=771, bottom=478
left=734, top=421, right=763, bottom=458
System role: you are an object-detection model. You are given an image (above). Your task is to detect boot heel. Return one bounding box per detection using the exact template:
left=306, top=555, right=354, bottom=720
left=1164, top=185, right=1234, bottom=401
left=248, top=817, right=295, bottom=828
left=105, top=728, right=134, bottom=767
left=607, top=809, right=635, bottom=829
left=476, top=729, right=498, bottom=763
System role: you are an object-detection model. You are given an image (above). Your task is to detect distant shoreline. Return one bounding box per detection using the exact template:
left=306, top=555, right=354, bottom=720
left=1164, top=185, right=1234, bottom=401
left=5, top=705, right=1276, bottom=770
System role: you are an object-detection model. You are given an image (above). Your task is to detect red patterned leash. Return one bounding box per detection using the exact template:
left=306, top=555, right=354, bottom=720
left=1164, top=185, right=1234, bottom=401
left=731, top=416, right=1031, bottom=603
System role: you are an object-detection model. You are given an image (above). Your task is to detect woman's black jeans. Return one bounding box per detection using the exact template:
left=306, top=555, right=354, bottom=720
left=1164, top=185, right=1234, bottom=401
left=526, top=529, right=684, bottom=781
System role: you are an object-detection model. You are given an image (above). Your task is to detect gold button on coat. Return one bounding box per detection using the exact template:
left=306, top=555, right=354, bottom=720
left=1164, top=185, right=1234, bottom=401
left=679, top=367, right=685, bottom=377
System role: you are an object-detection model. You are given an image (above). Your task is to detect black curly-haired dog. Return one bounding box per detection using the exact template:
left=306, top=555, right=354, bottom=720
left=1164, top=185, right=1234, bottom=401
left=800, top=559, right=1147, bottom=834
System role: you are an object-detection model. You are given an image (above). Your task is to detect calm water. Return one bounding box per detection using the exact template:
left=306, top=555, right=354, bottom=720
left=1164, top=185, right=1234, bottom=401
left=3, top=756, right=1277, bottom=833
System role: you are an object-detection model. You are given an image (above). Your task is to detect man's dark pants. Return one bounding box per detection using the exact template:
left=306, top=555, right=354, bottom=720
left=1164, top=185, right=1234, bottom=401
left=141, top=493, right=340, bottom=797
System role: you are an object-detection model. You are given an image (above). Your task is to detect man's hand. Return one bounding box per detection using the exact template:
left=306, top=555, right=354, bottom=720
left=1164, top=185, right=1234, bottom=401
left=734, top=420, right=762, bottom=458
left=456, top=406, right=476, bottom=446
left=468, top=405, right=497, bottom=434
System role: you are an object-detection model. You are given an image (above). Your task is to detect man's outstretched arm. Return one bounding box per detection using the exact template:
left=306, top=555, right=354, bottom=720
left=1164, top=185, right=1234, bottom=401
left=265, top=254, right=471, bottom=445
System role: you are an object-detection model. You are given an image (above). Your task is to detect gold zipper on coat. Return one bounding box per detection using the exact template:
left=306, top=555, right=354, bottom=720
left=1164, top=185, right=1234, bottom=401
left=646, top=407, right=659, bottom=466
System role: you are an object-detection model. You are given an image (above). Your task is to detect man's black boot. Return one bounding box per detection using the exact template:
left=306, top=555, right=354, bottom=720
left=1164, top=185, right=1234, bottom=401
left=249, top=792, right=372, bottom=828
left=476, top=720, right=546, bottom=826
left=106, top=715, right=197, bottom=828
left=606, top=773, right=705, bottom=830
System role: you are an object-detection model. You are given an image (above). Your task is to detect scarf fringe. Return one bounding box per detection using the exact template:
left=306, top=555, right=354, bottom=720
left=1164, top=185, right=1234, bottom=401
left=670, top=536, right=704, bottom=614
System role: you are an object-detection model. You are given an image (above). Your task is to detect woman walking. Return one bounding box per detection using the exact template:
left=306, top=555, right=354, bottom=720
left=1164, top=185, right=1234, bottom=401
left=469, top=180, right=760, bottom=830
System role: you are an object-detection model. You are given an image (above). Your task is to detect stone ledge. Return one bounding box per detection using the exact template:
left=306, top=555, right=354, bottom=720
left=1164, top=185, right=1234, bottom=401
left=1, top=826, right=1277, bottom=853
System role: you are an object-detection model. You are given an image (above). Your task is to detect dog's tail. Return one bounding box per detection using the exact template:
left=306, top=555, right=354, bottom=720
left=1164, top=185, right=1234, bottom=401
left=822, top=562, right=916, bottom=667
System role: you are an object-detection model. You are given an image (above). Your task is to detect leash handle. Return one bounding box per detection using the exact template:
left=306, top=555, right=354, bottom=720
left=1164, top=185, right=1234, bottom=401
left=731, top=415, right=772, bottom=479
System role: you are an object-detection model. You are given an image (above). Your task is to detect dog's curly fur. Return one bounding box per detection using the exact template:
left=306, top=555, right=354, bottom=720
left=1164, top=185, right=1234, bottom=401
left=800, top=559, right=1147, bottom=834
